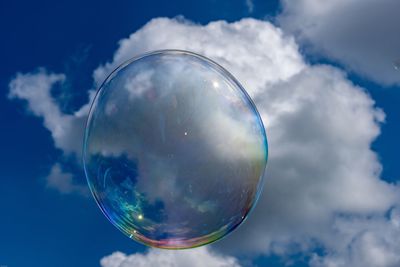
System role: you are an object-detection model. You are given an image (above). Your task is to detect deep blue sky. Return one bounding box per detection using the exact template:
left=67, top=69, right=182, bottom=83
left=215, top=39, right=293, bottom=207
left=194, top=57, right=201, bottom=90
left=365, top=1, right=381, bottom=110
left=0, top=0, right=399, bottom=267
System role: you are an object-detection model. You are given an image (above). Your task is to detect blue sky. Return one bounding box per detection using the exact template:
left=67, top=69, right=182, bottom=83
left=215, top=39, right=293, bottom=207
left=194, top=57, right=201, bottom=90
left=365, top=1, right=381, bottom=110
left=1, top=0, right=400, bottom=267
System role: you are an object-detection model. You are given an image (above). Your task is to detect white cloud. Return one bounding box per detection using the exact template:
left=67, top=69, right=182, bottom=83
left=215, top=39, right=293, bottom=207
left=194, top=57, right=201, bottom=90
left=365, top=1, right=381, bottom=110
left=93, top=18, right=305, bottom=96
left=124, top=69, right=155, bottom=100
left=310, top=207, right=400, bottom=267
left=278, top=0, right=400, bottom=86
left=46, top=163, right=89, bottom=196
left=8, top=69, right=92, bottom=195
left=8, top=17, right=400, bottom=266
left=8, top=69, right=91, bottom=155
left=245, top=0, right=254, bottom=13
left=100, top=247, right=241, bottom=267
left=215, top=64, right=400, bottom=260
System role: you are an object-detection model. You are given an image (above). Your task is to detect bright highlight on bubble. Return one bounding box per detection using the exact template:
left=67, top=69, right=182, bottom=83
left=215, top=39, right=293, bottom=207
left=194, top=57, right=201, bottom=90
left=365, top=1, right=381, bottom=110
left=83, top=50, right=268, bottom=249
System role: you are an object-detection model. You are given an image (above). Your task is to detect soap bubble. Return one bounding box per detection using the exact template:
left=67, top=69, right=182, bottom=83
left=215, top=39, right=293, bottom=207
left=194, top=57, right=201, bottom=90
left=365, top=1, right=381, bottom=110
left=83, top=50, right=268, bottom=249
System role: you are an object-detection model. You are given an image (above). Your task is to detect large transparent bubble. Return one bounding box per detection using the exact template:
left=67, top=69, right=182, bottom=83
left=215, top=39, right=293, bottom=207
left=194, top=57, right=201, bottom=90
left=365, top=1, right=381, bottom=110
left=83, top=50, right=268, bottom=249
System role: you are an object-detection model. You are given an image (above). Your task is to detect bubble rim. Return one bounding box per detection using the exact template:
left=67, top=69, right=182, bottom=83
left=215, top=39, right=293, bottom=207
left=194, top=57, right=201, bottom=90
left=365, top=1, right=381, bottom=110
left=82, top=49, right=269, bottom=249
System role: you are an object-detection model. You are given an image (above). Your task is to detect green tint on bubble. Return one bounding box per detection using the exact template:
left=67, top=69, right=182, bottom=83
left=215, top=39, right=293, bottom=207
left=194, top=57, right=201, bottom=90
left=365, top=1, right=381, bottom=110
left=83, top=50, right=268, bottom=249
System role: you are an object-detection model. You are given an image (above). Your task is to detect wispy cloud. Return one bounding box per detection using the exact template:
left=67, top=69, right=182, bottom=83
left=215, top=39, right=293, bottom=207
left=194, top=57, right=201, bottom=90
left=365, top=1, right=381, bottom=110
left=46, top=163, right=89, bottom=196
left=245, top=0, right=254, bottom=13
left=8, top=69, right=92, bottom=195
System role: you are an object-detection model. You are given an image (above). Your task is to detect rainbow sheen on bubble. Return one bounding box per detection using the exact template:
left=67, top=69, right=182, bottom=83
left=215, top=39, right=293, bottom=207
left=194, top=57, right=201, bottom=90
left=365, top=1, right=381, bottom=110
left=83, top=50, right=268, bottom=249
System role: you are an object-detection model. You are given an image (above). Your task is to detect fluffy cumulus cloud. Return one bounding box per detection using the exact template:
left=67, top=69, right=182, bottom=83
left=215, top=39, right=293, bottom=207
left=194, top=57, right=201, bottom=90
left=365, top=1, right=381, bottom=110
left=92, top=18, right=305, bottom=95
left=8, top=17, right=400, bottom=266
left=278, top=0, right=400, bottom=86
left=310, top=208, right=400, bottom=267
left=100, top=247, right=241, bottom=267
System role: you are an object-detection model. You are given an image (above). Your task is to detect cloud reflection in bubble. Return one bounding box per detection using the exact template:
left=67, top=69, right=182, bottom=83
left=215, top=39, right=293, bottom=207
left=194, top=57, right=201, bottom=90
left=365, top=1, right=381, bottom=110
left=83, top=50, right=268, bottom=249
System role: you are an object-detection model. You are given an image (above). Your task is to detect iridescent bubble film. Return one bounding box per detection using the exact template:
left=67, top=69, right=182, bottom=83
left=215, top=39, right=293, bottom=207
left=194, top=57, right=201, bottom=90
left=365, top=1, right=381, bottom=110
left=83, top=50, right=268, bottom=249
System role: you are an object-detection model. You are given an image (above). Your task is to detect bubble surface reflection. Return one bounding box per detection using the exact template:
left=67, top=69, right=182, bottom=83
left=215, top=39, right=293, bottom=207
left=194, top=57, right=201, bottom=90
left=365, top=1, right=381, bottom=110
left=83, top=50, right=268, bottom=249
